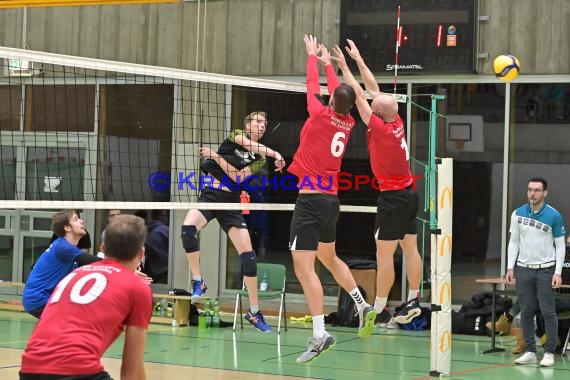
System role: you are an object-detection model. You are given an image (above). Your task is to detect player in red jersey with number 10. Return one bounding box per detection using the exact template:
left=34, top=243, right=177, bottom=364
left=290, top=34, right=377, bottom=364
left=20, top=214, right=152, bottom=380
left=334, top=40, right=423, bottom=328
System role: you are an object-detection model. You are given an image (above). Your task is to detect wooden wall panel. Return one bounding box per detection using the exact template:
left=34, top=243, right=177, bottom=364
left=291, top=0, right=318, bottom=74
left=227, top=0, right=263, bottom=75
left=510, top=0, right=537, bottom=71
left=479, top=0, right=570, bottom=74
left=40, top=7, right=81, bottom=54
left=269, top=0, right=294, bottom=75
left=539, top=0, right=570, bottom=74
left=180, top=2, right=200, bottom=71
left=479, top=0, right=513, bottom=74
left=1, top=0, right=570, bottom=76
left=116, top=6, right=141, bottom=63
left=25, top=8, right=48, bottom=51
left=559, top=1, right=570, bottom=72
left=259, top=0, right=277, bottom=75
left=77, top=5, right=101, bottom=58
left=200, top=0, right=228, bottom=73
left=154, top=4, right=183, bottom=67
left=0, top=9, right=23, bottom=48
left=320, top=0, right=339, bottom=50
left=97, top=5, right=119, bottom=60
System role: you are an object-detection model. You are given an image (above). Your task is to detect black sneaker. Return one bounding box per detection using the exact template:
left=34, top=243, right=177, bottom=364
left=392, top=298, right=421, bottom=324
left=375, top=308, right=392, bottom=325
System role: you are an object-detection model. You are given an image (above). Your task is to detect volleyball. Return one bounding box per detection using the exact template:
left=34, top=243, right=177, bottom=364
left=493, top=54, right=520, bottom=82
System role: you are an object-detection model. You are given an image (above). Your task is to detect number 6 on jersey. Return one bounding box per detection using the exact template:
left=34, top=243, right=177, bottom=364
left=331, top=131, right=346, bottom=158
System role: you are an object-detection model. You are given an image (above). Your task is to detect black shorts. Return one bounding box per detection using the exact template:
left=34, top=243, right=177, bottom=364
left=20, top=371, right=113, bottom=380
left=374, top=186, right=419, bottom=240
left=289, top=193, right=339, bottom=251
left=198, top=187, right=247, bottom=233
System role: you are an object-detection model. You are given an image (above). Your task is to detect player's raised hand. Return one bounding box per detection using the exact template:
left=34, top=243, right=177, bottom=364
left=304, top=34, right=319, bottom=56
left=344, top=39, right=362, bottom=61
left=199, top=147, right=217, bottom=159
left=135, top=269, right=153, bottom=284
left=331, top=45, right=348, bottom=70
left=317, top=44, right=332, bottom=66
left=274, top=152, right=286, bottom=172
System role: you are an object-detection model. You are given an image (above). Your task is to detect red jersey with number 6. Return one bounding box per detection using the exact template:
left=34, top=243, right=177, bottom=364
left=288, top=55, right=355, bottom=195
left=368, top=114, right=413, bottom=191
left=21, top=259, right=153, bottom=376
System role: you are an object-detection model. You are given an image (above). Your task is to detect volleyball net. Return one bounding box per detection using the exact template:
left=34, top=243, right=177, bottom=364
left=0, top=46, right=451, bottom=375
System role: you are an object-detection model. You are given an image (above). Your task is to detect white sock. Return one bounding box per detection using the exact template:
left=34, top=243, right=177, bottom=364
left=349, top=287, right=367, bottom=312
left=192, top=275, right=202, bottom=281
left=312, top=315, right=325, bottom=338
left=374, top=297, right=387, bottom=313
left=408, top=290, right=419, bottom=301
left=249, top=304, right=259, bottom=314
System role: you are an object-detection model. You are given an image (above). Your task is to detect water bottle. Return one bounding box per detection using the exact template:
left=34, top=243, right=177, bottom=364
left=204, top=299, right=212, bottom=327
left=260, top=271, right=269, bottom=292
left=212, top=298, right=220, bottom=328
left=160, top=298, right=168, bottom=317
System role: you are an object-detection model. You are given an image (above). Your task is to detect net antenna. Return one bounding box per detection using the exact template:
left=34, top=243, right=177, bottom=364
left=393, top=4, right=401, bottom=94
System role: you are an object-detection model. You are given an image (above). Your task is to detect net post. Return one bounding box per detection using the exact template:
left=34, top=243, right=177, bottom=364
left=428, top=94, right=453, bottom=377
left=428, top=94, right=446, bottom=230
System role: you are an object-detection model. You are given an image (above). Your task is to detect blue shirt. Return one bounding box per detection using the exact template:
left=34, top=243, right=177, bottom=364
left=23, top=237, right=83, bottom=312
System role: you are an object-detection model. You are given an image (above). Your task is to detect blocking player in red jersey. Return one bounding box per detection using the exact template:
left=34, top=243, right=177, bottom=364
left=291, top=35, right=377, bottom=364
left=20, top=214, right=152, bottom=380
left=333, top=40, right=423, bottom=327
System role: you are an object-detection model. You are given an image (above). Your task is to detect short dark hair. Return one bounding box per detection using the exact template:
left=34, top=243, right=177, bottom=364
left=332, top=84, right=356, bottom=114
left=243, top=111, right=267, bottom=127
left=51, top=209, right=77, bottom=236
left=104, top=215, right=147, bottom=261
left=151, top=209, right=168, bottom=220
left=528, top=176, right=548, bottom=191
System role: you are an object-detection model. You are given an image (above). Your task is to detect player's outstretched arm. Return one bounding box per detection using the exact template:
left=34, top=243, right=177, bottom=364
left=200, top=147, right=252, bottom=182
left=332, top=45, right=372, bottom=125
left=344, top=39, right=381, bottom=98
left=121, top=325, right=147, bottom=380
left=318, top=43, right=341, bottom=95
left=233, top=134, right=285, bottom=172
left=304, top=34, right=324, bottom=113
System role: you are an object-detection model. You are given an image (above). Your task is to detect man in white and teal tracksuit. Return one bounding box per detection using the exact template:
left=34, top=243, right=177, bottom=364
left=505, top=177, right=566, bottom=367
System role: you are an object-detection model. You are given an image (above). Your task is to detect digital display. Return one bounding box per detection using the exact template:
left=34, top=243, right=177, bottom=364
left=340, top=0, right=478, bottom=74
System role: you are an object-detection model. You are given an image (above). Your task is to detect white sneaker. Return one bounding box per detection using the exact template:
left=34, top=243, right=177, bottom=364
left=540, top=352, right=555, bottom=367
left=296, top=332, right=335, bottom=363
left=514, top=351, right=537, bottom=365
left=386, top=319, right=400, bottom=329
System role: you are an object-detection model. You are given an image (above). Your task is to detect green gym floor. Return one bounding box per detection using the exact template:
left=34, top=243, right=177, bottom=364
left=0, top=310, right=568, bottom=380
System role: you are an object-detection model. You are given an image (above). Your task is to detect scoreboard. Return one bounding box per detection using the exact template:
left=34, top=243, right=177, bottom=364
left=340, top=0, right=478, bottom=74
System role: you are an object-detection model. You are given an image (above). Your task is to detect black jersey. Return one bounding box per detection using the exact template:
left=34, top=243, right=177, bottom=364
left=201, top=129, right=266, bottom=186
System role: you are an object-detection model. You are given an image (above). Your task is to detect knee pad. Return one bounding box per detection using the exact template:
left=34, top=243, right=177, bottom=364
left=240, top=251, right=257, bottom=277
left=181, top=225, right=199, bottom=253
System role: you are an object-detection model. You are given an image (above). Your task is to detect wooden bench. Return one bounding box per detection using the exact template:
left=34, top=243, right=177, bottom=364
left=151, top=293, right=209, bottom=327
left=0, top=281, right=25, bottom=289
left=0, top=282, right=26, bottom=312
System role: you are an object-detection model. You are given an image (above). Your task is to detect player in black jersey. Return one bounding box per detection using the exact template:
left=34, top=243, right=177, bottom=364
left=180, top=111, right=284, bottom=333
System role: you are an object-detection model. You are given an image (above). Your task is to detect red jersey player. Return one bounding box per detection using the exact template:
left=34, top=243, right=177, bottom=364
left=20, top=214, right=152, bottom=380
left=291, top=35, right=377, bottom=364
left=334, top=40, right=423, bottom=327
